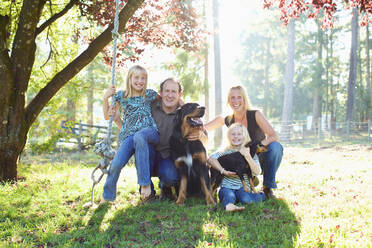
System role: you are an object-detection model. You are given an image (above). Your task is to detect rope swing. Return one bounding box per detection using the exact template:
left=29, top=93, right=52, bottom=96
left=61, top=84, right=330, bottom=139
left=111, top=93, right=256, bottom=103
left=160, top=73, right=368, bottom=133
left=83, top=0, right=121, bottom=208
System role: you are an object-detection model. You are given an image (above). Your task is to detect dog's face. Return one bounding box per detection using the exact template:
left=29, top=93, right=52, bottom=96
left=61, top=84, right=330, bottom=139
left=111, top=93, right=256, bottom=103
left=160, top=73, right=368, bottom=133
left=177, top=103, right=205, bottom=137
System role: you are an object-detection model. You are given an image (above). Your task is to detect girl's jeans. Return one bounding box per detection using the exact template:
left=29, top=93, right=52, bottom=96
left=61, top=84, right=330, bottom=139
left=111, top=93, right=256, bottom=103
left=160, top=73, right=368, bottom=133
left=218, top=187, right=266, bottom=209
left=102, top=127, right=159, bottom=201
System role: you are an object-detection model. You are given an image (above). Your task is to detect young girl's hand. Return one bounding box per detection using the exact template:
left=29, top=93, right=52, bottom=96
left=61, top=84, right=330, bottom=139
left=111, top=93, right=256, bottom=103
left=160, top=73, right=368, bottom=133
left=104, top=85, right=116, bottom=99
left=108, top=105, right=116, bottom=117
left=239, top=146, right=251, bottom=158
left=223, top=170, right=237, bottom=177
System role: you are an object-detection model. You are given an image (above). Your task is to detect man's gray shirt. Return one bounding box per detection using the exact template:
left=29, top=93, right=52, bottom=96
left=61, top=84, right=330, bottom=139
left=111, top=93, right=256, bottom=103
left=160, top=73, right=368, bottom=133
left=151, top=99, right=178, bottom=159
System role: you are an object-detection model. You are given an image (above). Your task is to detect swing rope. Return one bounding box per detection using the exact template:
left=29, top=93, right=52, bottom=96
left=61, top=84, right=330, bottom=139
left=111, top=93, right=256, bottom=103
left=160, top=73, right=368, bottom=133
left=84, top=0, right=121, bottom=207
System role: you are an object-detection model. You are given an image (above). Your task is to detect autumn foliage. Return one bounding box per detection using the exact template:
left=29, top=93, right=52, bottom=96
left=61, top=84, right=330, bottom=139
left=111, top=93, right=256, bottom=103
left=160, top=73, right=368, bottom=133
left=264, top=0, right=372, bottom=28
left=78, top=0, right=205, bottom=65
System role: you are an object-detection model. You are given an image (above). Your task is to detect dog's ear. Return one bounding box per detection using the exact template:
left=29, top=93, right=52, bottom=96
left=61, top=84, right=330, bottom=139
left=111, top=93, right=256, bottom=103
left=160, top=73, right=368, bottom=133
left=175, top=108, right=183, bottom=126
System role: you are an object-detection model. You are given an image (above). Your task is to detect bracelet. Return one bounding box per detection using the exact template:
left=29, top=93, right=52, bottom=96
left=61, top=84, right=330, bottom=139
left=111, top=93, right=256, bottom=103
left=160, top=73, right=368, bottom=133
left=220, top=168, right=225, bottom=175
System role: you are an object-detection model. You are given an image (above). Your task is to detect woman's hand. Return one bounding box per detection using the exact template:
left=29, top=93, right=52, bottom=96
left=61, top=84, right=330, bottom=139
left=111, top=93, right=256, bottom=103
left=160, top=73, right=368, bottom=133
left=104, top=85, right=116, bottom=99
left=239, top=146, right=251, bottom=158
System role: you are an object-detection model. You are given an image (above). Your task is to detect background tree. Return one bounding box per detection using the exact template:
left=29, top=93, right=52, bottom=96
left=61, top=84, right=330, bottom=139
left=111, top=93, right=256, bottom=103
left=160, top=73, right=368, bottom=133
left=281, top=19, right=295, bottom=141
left=367, top=23, right=371, bottom=120
left=162, top=49, right=204, bottom=101
left=0, top=0, right=205, bottom=182
left=212, top=0, right=222, bottom=147
left=346, top=8, right=359, bottom=125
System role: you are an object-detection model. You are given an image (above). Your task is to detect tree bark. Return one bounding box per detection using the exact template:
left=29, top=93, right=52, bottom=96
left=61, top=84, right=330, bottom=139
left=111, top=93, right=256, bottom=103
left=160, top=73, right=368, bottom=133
left=0, top=0, right=144, bottom=182
left=281, top=20, right=295, bottom=141
left=346, top=8, right=358, bottom=122
left=212, top=0, right=222, bottom=147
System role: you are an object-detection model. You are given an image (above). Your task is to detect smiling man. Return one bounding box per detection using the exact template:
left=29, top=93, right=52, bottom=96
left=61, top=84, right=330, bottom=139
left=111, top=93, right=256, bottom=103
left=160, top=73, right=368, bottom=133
left=149, top=78, right=184, bottom=199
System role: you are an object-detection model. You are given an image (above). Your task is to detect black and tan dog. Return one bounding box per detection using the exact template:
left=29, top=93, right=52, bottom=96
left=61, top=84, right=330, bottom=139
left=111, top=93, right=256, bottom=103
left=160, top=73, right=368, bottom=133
left=210, top=141, right=268, bottom=195
left=170, top=103, right=215, bottom=205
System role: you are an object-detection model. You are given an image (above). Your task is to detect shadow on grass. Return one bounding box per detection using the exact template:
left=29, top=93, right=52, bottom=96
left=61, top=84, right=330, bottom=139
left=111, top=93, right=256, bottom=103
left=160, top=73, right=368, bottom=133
left=44, top=195, right=300, bottom=248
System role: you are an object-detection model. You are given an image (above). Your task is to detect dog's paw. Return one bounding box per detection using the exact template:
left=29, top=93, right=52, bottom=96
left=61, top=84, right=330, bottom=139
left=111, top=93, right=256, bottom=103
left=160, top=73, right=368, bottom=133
left=176, top=195, right=185, bottom=205
left=206, top=198, right=216, bottom=206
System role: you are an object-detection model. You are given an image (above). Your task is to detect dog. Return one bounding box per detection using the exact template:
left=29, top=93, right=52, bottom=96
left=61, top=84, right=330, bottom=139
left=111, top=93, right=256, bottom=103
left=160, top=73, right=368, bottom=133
left=169, top=103, right=215, bottom=205
left=210, top=140, right=268, bottom=194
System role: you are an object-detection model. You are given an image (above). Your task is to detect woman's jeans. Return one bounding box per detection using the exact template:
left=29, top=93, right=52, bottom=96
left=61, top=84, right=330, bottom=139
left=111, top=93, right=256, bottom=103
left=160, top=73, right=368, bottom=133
left=219, top=187, right=266, bottom=208
left=102, top=127, right=159, bottom=201
left=258, top=141, right=283, bottom=189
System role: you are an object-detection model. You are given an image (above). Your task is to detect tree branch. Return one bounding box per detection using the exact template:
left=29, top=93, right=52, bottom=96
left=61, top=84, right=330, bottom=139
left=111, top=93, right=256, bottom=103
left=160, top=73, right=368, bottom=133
left=36, top=0, right=78, bottom=35
left=25, top=0, right=144, bottom=128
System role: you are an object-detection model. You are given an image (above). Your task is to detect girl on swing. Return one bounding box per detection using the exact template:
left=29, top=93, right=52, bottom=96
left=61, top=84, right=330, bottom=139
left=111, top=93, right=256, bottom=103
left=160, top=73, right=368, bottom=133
left=100, top=65, right=159, bottom=204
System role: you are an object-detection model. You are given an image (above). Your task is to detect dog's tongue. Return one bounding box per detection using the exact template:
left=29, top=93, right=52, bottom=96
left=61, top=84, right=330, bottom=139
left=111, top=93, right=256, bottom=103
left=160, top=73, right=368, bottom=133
left=192, top=117, right=203, bottom=124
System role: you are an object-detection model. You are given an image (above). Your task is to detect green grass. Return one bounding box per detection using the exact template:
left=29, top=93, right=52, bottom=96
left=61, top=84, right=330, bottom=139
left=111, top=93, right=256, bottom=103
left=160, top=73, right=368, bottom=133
left=1, top=145, right=371, bottom=247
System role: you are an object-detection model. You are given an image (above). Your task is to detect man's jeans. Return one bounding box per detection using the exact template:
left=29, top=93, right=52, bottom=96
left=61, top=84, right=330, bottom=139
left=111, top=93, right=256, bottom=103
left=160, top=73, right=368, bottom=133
left=258, top=141, right=283, bottom=189
left=218, top=187, right=266, bottom=208
left=148, top=145, right=180, bottom=188
left=102, top=127, right=159, bottom=201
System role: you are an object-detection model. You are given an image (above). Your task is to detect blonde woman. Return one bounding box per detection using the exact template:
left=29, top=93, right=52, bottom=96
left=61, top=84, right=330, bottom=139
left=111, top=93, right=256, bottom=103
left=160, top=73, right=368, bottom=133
left=207, top=123, right=265, bottom=212
left=101, top=65, right=159, bottom=203
left=205, top=85, right=283, bottom=198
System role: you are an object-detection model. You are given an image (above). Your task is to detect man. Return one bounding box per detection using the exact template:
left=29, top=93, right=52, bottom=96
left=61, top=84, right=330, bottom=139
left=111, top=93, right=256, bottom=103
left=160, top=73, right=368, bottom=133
left=149, top=77, right=206, bottom=199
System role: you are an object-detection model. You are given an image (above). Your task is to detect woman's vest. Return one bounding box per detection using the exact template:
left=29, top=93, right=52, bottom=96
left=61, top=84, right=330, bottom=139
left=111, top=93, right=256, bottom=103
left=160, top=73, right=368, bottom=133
left=224, top=110, right=265, bottom=142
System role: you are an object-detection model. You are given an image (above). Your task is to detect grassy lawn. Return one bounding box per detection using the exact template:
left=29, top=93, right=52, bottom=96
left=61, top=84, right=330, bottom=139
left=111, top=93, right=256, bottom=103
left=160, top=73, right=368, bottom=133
left=1, top=145, right=371, bottom=247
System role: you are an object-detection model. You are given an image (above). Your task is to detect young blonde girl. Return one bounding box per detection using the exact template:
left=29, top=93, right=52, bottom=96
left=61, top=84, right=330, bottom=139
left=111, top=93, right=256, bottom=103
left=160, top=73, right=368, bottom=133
left=101, top=65, right=159, bottom=203
left=207, top=123, right=265, bottom=211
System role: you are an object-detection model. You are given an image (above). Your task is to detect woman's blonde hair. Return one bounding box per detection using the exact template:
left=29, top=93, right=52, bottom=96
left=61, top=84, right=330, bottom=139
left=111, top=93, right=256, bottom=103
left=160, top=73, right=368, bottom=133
left=123, top=65, right=148, bottom=98
left=227, top=85, right=252, bottom=111
left=225, top=123, right=251, bottom=151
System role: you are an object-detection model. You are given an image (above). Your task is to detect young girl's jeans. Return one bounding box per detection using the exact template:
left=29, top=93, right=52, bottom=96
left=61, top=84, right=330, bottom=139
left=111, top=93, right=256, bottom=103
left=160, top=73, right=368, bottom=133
left=218, top=187, right=266, bottom=209
left=102, top=127, right=159, bottom=201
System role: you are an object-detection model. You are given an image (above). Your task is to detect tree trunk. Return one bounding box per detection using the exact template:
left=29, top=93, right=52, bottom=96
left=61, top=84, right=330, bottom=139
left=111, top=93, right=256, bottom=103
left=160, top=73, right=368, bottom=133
left=212, top=0, right=222, bottom=148
left=346, top=8, right=358, bottom=123
left=0, top=0, right=144, bottom=182
left=325, top=30, right=329, bottom=130
left=264, top=38, right=271, bottom=117
left=66, top=98, right=76, bottom=123
left=204, top=50, right=210, bottom=122
left=281, top=20, right=295, bottom=141
left=329, top=31, right=336, bottom=131
left=312, top=20, right=323, bottom=131
left=366, top=24, right=371, bottom=121
left=203, top=0, right=209, bottom=122
left=87, top=65, right=94, bottom=126
left=0, top=128, right=28, bottom=181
